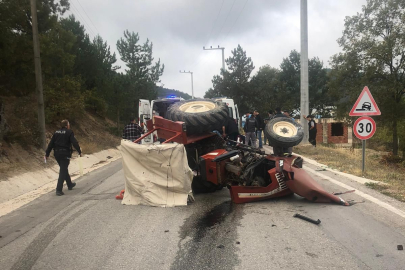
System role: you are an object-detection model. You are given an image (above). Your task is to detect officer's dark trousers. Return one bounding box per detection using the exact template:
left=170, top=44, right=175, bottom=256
left=309, top=130, right=317, bottom=147
left=55, top=152, right=73, bottom=191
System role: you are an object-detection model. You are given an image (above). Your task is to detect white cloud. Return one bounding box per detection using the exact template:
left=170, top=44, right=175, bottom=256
left=68, top=0, right=367, bottom=98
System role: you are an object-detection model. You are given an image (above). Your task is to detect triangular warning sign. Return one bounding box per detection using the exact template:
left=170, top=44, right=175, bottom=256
left=349, top=86, right=381, bottom=116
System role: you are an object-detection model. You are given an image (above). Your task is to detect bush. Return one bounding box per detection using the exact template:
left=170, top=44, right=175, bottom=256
left=44, top=76, right=85, bottom=123
left=84, top=90, right=108, bottom=117
left=380, top=152, right=404, bottom=166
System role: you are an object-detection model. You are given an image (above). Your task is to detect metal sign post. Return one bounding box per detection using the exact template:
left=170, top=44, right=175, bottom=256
left=362, top=140, right=366, bottom=174
left=353, top=116, right=377, bottom=175
left=350, top=86, right=380, bottom=175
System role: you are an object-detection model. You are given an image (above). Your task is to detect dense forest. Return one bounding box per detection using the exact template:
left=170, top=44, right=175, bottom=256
left=0, top=0, right=170, bottom=146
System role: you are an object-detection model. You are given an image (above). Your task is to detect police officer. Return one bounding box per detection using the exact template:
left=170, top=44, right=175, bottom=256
left=45, top=120, right=82, bottom=196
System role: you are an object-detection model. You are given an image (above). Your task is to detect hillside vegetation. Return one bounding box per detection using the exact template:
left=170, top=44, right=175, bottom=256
left=0, top=96, right=120, bottom=179
left=0, top=0, right=190, bottom=178
left=0, top=0, right=168, bottom=147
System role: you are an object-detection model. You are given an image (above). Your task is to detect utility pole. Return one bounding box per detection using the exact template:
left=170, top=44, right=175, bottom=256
left=203, top=45, right=225, bottom=72
left=179, top=70, right=194, bottom=99
left=300, top=0, right=309, bottom=144
left=30, top=0, right=46, bottom=150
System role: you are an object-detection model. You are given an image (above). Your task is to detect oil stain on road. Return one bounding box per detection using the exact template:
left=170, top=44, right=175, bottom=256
left=171, top=200, right=245, bottom=270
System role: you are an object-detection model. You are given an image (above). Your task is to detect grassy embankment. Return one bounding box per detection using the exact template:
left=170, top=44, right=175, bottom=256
left=0, top=96, right=121, bottom=179
left=294, top=144, right=405, bottom=202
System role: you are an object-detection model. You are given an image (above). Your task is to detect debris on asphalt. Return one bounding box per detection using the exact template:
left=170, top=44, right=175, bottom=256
left=107, top=156, right=112, bottom=159
left=236, top=241, right=240, bottom=245
left=217, top=244, right=225, bottom=249
left=164, top=230, right=169, bottom=233
left=293, top=213, right=321, bottom=225
left=333, top=190, right=356, bottom=195
left=271, top=224, right=276, bottom=227
left=398, top=245, right=403, bottom=250
left=347, top=200, right=366, bottom=206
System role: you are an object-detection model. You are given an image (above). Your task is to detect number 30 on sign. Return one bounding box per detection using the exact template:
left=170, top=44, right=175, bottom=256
left=353, top=116, right=376, bottom=140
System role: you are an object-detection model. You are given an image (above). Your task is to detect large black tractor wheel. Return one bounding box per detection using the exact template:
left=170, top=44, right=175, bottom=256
left=264, top=117, right=304, bottom=148
left=166, top=99, right=228, bottom=135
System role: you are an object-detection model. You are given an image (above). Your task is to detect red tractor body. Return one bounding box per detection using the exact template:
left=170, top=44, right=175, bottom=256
left=134, top=116, right=349, bottom=206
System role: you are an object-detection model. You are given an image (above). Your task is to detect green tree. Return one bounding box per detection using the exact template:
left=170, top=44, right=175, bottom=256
left=279, top=50, right=331, bottom=116
left=0, top=0, right=70, bottom=96
left=248, top=65, right=281, bottom=114
left=60, top=15, right=119, bottom=116
left=117, top=30, right=164, bottom=84
left=329, top=0, right=405, bottom=155
left=204, top=86, right=222, bottom=99
left=205, top=45, right=255, bottom=117
left=115, top=30, right=164, bottom=124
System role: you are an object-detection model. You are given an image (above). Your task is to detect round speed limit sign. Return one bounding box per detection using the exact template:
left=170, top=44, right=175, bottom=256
left=354, top=116, right=376, bottom=140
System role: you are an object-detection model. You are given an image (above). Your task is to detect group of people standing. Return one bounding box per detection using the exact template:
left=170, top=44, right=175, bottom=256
left=221, top=107, right=318, bottom=151
left=242, top=110, right=265, bottom=148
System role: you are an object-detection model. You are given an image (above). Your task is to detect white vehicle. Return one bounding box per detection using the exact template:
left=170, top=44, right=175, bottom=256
left=138, top=96, right=184, bottom=144
left=214, top=98, right=240, bottom=130
left=138, top=96, right=239, bottom=144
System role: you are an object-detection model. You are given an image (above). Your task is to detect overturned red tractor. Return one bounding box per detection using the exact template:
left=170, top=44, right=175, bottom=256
left=133, top=99, right=349, bottom=206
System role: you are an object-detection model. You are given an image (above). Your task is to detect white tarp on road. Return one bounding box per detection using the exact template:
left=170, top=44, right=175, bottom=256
left=120, top=140, right=193, bottom=207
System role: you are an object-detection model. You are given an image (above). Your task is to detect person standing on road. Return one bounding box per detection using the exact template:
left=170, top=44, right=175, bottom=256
left=283, top=111, right=294, bottom=121
left=45, top=120, right=82, bottom=196
left=304, top=115, right=317, bottom=147
left=274, top=107, right=284, bottom=118
left=244, top=112, right=258, bottom=147
left=222, top=116, right=239, bottom=146
left=263, top=110, right=273, bottom=146
left=122, top=117, right=144, bottom=142
left=254, top=110, right=265, bottom=149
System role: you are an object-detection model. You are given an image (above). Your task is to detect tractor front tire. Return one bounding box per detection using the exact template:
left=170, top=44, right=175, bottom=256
left=264, top=117, right=304, bottom=148
left=166, top=99, right=228, bottom=135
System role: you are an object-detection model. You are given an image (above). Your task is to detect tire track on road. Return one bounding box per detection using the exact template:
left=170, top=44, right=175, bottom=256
left=10, top=202, right=95, bottom=270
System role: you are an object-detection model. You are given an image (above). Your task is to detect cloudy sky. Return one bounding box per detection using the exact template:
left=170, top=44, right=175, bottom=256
left=67, top=0, right=367, bottom=98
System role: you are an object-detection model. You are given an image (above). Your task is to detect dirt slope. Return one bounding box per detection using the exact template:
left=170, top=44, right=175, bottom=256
left=0, top=96, right=121, bottom=180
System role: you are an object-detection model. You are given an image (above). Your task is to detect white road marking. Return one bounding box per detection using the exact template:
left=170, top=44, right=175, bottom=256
left=305, top=166, right=405, bottom=219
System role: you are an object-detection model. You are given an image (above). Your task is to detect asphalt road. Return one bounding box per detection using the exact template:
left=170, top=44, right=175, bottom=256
left=1, top=155, right=405, bottom=270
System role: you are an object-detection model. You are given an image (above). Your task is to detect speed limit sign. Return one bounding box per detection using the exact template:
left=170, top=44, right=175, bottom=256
left=354, top=116, right=376, bottom=140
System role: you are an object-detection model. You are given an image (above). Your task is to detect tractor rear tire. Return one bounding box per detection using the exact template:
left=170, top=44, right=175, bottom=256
left=264, top=117, right=304, bottom=148
left=166, top=99, right=228, bottom=135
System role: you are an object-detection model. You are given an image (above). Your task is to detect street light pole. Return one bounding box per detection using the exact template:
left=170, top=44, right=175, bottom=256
left=179, top=70, right=194, bottom=99
left=30, top=0, right=46, bottom=150
left=300, top=0, right=309, bottom=144
left=203, top=45, right=225, bottom=72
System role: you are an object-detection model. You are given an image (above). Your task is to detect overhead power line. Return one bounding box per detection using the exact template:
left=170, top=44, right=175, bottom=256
left=224, top=0, right=249, bottom=40
left=215, top=0, right=237, bottom=40
left=188, top=0, right=225, bottom=70
left=70, top=2, right=97, bottom=38
left=206, top=0, right=225, bottom=43
left=75, top=0, right=100, bottom=34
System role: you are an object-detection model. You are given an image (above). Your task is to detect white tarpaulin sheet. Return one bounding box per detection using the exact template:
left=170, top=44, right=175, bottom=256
left=120, top=140, right=193, bottom=207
